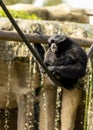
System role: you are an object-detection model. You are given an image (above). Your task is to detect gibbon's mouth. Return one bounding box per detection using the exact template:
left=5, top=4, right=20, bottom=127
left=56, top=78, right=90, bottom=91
left=50, top=43, right=58, bottom=53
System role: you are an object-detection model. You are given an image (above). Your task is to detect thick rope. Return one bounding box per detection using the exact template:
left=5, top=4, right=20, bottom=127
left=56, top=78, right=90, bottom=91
left=0, top=0, right=63, bottom=88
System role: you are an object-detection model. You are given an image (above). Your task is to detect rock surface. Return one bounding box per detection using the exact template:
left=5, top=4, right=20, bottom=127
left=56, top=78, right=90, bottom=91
left=7, top=3, right=93, bottom=24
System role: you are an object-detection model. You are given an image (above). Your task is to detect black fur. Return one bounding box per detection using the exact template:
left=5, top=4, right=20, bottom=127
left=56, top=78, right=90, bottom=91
left=33, top=34, right=88, bottom=89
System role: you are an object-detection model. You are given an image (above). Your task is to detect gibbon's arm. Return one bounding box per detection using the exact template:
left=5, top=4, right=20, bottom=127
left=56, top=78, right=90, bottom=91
left=32, top=44, right=45, bottom=61
left=47, top=62, right=87, bottom=79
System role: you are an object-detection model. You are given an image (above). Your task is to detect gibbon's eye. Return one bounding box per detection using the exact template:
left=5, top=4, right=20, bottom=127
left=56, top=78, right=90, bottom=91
left=51, top=40, right=55, bottom=43
left=50, top=43, right=58, bottom=53
left=49, top=39, right=55, bottom=47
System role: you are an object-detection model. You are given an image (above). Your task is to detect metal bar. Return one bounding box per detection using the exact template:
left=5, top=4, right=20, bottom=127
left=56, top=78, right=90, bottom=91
left=0, top=30, right=50, bottom=44
left=0, top=30, right=92, bottom=47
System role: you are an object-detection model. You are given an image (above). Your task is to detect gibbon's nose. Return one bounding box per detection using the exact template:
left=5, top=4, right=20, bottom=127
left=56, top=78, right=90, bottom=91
left=51, top=43, right=58, bottom=52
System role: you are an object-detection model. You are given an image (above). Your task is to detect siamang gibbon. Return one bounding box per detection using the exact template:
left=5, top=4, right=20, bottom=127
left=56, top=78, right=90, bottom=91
left=33, top=34, right=88, bottom=89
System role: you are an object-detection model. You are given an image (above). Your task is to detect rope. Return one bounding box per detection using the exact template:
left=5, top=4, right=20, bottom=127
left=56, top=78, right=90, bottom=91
left=87, top=43, right=93, bottom=58
left=0, top=0, right=63, bottom=88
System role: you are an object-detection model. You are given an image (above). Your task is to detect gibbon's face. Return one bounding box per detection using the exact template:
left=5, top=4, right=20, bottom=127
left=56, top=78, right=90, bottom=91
left=50, top=43, right=58, bottom=53
left=48, top=34, right=66, bottom=53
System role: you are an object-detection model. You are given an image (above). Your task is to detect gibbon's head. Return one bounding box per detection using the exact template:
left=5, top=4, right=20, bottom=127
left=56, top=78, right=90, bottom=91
left=48, top=34, right=66, bottom=53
